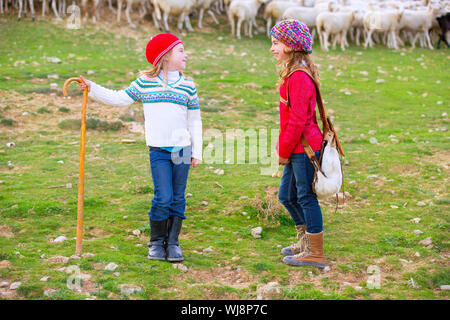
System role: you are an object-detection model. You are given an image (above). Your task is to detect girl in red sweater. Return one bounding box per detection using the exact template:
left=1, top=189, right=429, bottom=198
left=270, top=20, right=326, bottom=269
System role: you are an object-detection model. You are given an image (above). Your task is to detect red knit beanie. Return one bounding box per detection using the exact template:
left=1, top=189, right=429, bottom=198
left=146, top=33, right=183, bottom=66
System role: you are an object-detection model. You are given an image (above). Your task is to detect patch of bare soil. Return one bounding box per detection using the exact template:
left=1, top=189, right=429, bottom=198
left=421, top=149, right=450, bottom=174
left=286, top=263, right=365, bottom=289
left=85, top=227, right=111, bottom=240
left=389, top=163, right=422, bottom=177
left=0, top=164, right=32, bottom=174
left=178, top=266, right=257, bottom=297
left=286, top=254, right=439, bottom=299
left=0, top=90, right=141, bottom=136
left=0, top=225, right=14, bottom=238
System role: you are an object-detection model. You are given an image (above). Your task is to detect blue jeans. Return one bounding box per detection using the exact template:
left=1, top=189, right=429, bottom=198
left=148, top=146, right=191, bottom=221
left=278, top=151, right=323, bottom=234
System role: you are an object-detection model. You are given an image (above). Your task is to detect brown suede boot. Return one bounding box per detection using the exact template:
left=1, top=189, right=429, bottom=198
left=281, top=225, right=307, bottom=256
left=282, top=232, right=326, bottom=269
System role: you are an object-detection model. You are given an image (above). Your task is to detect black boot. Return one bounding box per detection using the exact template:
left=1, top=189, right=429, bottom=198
left=147, top=219, right=168, bottom=261
left=166, top=216, right=184, bottom=262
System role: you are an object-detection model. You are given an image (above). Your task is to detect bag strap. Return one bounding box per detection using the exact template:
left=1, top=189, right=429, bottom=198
left=284, top=66, right=329, bottom=133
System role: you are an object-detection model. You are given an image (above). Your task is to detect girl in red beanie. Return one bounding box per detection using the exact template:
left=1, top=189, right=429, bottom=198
left=77, top=33, right=202, bottom=262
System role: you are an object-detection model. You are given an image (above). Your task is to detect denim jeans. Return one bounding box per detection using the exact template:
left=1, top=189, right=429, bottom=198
left=278, top=151, right=323, bottom=234
left=148, top=146, right=191, bottom=221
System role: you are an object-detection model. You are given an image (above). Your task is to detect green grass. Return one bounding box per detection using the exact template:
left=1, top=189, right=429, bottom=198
left=0, top=14, right=449, bottom=300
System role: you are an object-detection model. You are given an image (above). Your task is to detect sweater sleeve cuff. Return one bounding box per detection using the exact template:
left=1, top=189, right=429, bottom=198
left=192, top=150, right=202, bottom=161
left=278, top=149, right=291, bottom=159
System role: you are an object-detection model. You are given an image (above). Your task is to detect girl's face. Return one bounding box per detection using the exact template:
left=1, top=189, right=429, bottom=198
left=270, top=37, right=290, bottom=63
left=166, top=43, right=188, bottom=71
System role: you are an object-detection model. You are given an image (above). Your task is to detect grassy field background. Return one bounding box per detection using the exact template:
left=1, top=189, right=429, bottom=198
left=0, top=12, right=449, bottom=300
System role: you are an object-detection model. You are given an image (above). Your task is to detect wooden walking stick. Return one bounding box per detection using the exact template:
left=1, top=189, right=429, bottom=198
left=63, top=77, right=88, bottom=255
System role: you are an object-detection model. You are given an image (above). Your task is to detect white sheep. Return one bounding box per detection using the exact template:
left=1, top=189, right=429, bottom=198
left=81, top=0, right=101, bottom=23
left=153, top=0, right=197, bottom=33
left=117, top=0, right=151, bottom=28
left=397, top=5, right=446, bottom=49
left=363, top=9, right=404, bottom=49
left=264, top=0, right=302, bottom=37
left=282, top=1, right=339, bottom=40
left=316, top=10, right=355, bottom=51
left=228, top=0, right=267, bottom=39
left=196, top=0, right=220, bottom=29
left=41, top=0, right=62, bottom=20
left=17, top=0, right=35, bottom=21
left=336, top=5, right=367, bottom=46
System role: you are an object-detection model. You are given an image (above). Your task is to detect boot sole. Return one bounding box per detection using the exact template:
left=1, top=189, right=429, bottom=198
left=283, top=256, right=326, bottom=269
left=281, top=249, right=301, bottom=256
left=147, top=255, right=166, bottom=261
left=167, top=257, right=184, bottom=262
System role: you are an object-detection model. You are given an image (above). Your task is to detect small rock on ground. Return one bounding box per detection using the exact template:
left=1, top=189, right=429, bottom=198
left=53, top=235, right=67, bottom=243
left=173, top=263, right=188, bottom=272
left=119, top=284, right=142, bottom=295
left=419, top=237, right=432, bottom=247
left=104, top=263, right=118, bottom=271
left=256, top=282, right=282, bottom=300
left=251, top=227, right=262, bottom=238
left=9, top=282, right=21, bottom=290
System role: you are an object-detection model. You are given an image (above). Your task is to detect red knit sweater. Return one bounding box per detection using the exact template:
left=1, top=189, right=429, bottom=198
left=277, top=70, right=323, bottom=159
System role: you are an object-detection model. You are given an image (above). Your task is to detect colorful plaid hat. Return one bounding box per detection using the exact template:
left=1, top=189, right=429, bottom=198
left=270, top=20, right=313, bottom=54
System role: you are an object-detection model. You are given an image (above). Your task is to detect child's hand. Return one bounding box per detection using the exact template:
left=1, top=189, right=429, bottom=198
left=77, top=75, right=91, bottom=92
left=278, top=155, right=290, bottom=166
left=191, top=158, right=201, bottom=168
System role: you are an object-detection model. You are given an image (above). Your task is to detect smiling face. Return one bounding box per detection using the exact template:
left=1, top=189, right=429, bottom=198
left=166, top=43, right=188, bottom=72
left=270, top=37, right=290, bottom=63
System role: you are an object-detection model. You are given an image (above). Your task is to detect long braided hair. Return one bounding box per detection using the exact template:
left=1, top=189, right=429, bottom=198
left=276, top=48, right=320, bottom=89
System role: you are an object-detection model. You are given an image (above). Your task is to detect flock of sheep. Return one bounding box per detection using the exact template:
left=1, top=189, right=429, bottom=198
left=2, top=0, right=450, bottom=50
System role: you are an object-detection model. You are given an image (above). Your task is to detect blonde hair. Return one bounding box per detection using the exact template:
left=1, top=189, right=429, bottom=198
left=276, top=47, right=320, bottom=89
left=137, top=51, right=185, bottom=85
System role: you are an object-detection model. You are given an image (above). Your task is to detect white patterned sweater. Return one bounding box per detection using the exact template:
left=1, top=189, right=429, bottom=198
left=86, top=70, right=203, bottom=160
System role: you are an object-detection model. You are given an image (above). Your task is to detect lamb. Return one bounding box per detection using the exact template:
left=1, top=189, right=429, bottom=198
left=363, top=9, right=404, bottom=50
left=336, top=5, right=367, bottom=46
left=17, top=0, right=35, bottom=21
left=316, top=10, right=355, bottom=51
left=397, top=5, right=445, bottom=49
left=302, top=0, right=315, bottom=7
left=264, top=0, right=302, bottom=37
left=117, top=0, right=151, bottom=28
left=81, top=0, right=101, bottom=23
left=282, top=1, right=339, bottom=40
left=196, top=0, right=220, bottom=29
left=228, top=0, right=267, bottom=39
left=349, top=9, right=366, bottom=46
left=153, top=0, right=196, bottom=33
left=41, top=0, right=62, bottom=20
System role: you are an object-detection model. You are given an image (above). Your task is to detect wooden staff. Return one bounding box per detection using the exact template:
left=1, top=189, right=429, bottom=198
left=63, top=77, right=88, bottom=255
